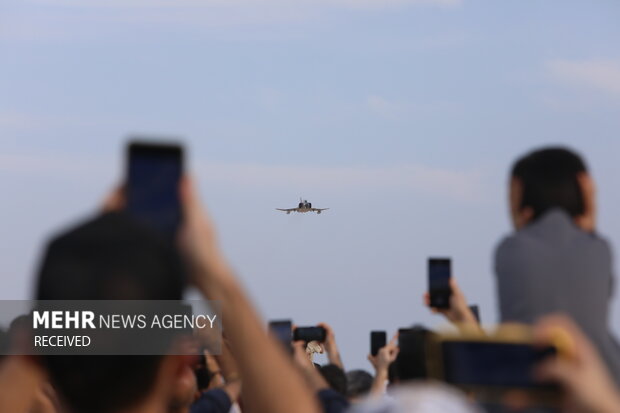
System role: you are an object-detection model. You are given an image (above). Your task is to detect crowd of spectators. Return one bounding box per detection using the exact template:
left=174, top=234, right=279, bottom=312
left=1, top=146, right=620, bottom=413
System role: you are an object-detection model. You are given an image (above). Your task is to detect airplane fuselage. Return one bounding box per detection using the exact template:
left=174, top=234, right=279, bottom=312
left=277, top=199, right=328, bottom=214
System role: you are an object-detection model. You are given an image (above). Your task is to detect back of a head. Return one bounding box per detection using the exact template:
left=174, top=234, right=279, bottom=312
left=511, top=147, right=588, bottom=220
left=35, top=212, right=186, bottom=413
left=346, top=369, right=373, bottom=399
left=319, top=363, right=348, bottom=396
left=37, top=212, right=184, bottom=301
left=0, top=328, right=7, bottom=363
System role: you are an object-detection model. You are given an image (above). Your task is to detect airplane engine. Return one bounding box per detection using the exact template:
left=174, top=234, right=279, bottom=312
left=317, top=210, right=321, bottom=214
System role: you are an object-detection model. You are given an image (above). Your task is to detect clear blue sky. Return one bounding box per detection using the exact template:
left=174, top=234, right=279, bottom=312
left=1, top=0, right=620, bottom=369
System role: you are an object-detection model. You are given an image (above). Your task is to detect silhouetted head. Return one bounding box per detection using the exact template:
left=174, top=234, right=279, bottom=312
left=509, top=147, right=595, bottom=230
left=319, top=363, right=348, bottom=396
left=346, top=369, right=373, bottom=401
left=35, top=211, right=186, bottom=413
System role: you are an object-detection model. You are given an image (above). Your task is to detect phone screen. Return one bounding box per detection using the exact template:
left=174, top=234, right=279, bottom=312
left=428, top=258, right=452, bottom=309
left=269, top=320, right=292, bottom=350
left=370, top=331, right=387, bottom=356
left=293, top=327, right=326, bottom=343
left=442, top=341, right=557, bottom=388
left=126, top=141, right=183, bottom=239
left=396, top=327, right=431, bottom=380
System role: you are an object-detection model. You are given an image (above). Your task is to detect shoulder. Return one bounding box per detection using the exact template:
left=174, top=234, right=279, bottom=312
left=584, top=231, right=613, bottom=260
left=494, top=230, right=534, bottom=264
left=493, top=228, right=548, bottom=285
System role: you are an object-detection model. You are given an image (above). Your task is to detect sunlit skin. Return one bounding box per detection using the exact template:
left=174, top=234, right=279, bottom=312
left=168, top=365, right=198, bottom=413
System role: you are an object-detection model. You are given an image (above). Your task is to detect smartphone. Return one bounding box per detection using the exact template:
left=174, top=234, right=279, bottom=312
left=469, top=304, right=481, bottom=323
left=268, top=320, right=292, bottom=351
left=126, top=141, right=183, bottom=240
left=293, top=326, right=326, bottom=343
left=370, top=331, right=387, bottom=356
left=396, top=327, right=431, bottom=380
left=428, top=258, right=452, bottom=309
left=440, top=340, right=557, bottom=389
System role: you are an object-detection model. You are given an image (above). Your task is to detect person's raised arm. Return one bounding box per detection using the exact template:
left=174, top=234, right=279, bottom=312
left=292, top=341, right=329, bottom=392
left=292, top=341, right=350, bottom=413
left=317, top=323, right=344, bottom=369
left=178, top=178, right=321, bottom=413
left=424, top=278, right=482, bottom=335
left=213, top=339, right=241, bottom=404
left=367, top=336, right=398, bottom=397
left=0, top=357, right=47, bottom=413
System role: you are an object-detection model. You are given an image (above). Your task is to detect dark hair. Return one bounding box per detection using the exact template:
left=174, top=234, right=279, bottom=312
left=511, top=147, right=588, bottom=220
left=345, top=369, right=373, bottom=399
left=35, top=212, right=186, bottom=413
left=319, top=364, right=347, bottom=396
left=0, top=328, right=8, bottom=362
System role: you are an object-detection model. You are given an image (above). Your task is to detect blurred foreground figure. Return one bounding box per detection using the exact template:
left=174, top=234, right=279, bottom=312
left=36, top=212, right=187, bottom=413
left=0, top=317, right=59, bottom=413
left=495, top=147, right=620, bottom=384
left=348, top=383, right=481, bottom=413
left=534, top=315, right=620, bottom=413
left=31, top=178, right=323, bottom=413
left=0, top=356, right=58, bottom=413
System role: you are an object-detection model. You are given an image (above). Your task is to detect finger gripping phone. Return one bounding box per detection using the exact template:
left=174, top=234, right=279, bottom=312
left=293, top=326, right=326, bottom=343
left=428, top=258, right=452, bottom=309
left=126, top=140, right=184, bottom=240
left=370, top=331, right=387, bottom=356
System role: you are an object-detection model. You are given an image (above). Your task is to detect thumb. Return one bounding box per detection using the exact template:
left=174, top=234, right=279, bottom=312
left=102, top=185, right=125, bottom=212
left=179, top=176, right=200, bottom=219
left=535, top=358, right=574, bottom=387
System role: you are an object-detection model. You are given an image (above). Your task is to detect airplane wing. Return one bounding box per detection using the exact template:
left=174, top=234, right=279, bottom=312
left=276, top=208, right=297, bottom=212
left=311, top=208, right=329, bottom=212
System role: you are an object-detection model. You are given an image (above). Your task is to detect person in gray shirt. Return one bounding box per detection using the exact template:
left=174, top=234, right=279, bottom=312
left=495, top=147, right=620, bottom=385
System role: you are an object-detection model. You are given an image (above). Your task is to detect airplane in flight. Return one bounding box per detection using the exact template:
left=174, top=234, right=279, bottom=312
left=276, top=198, right=329, bottom=215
